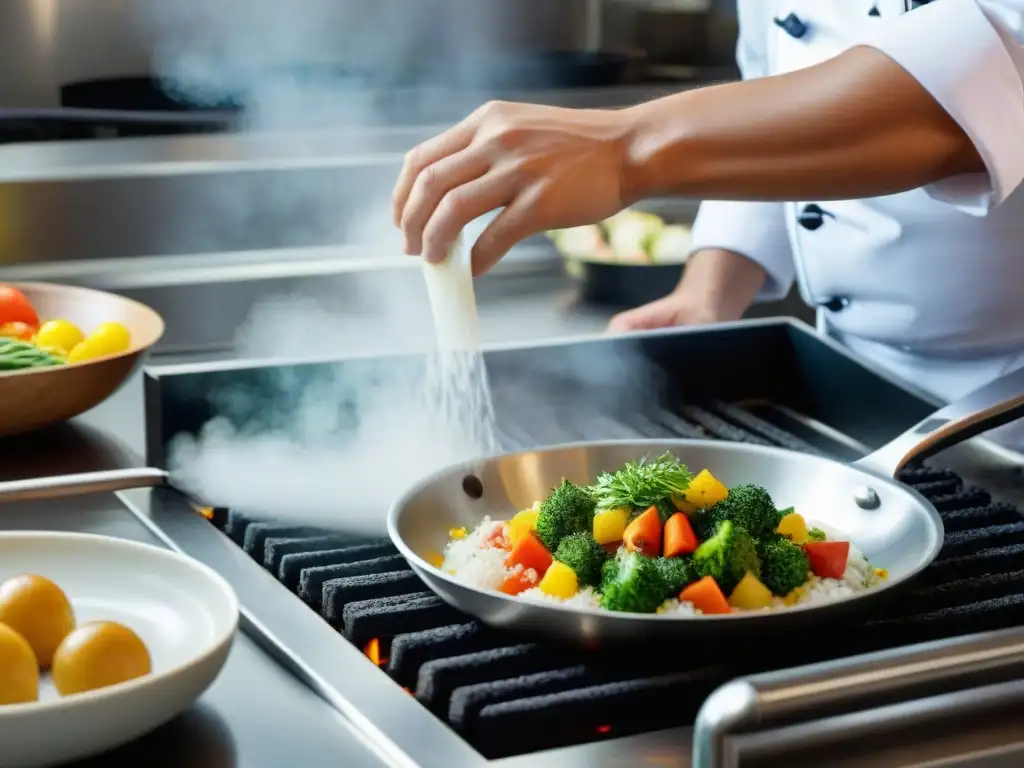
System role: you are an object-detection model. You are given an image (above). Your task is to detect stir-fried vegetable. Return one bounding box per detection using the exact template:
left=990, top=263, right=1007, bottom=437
left=680, top=576, right=731, bottom=615
left=441, top=452, right=875, bottom=615
left=554, top=533, right=606, bottom=588
left=534, top=480, right=597, bottom=552
left=623, top=506, right=662, bottom=555
left=692, top=520, right=761, bottom=595
left=758, top=536, right=811, bottom=596
left=590, top=452, right=693, bottom=514
left=804, top=541, right=850, bottom=580
left=599, top=550, right=667, bottom=614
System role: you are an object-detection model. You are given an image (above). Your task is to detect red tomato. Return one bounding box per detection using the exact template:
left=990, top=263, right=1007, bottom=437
left=0, top=286, right=38, bottom=329
left=803, top=541, right=850, bottom=580
left=0, top=322, right=34, bottom=341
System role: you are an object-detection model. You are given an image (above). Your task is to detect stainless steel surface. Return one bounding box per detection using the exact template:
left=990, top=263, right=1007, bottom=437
left=387, top=362, right=1024, bottom=645
left=0, top=0, right=629, bottom=109
left=0, top=493, right=390, bottom=768
left=0, top=114, right=711, bottom=268
left=0, top=466, right=169, bottom=502
left=1, top=278, right=1024, bottom=767
left=693, top=628, right=1024, bottom=768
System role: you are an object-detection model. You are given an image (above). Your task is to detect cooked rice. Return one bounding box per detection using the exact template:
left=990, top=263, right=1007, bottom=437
left=440, top=515, right=885, bottom=614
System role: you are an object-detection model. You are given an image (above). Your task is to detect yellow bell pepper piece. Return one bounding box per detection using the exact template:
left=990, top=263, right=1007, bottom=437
left=538, top=561, right=579, bottom=599
left=592, top=507, right=629, bottom=545
left=508, top=506, right=540, bottom=547
left=729, top=572, right=775, bottom=610
left=425, top=551, right=445, bottom=568
left=776, top=512, right=808, bottom=544
left=682, top=469, right=729, bottom=509
left=448, top=526, right=468, bottom=540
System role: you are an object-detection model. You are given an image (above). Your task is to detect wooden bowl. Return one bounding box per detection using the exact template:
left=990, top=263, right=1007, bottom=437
left=0, top=283, right=165, bottom=437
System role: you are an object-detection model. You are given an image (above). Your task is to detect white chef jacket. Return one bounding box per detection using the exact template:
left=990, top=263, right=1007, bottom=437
left=691, top=0, right=1024, bottom=451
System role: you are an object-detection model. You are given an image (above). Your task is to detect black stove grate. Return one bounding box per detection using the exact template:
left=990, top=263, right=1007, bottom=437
left=206, top=401, right=1024, bottom=759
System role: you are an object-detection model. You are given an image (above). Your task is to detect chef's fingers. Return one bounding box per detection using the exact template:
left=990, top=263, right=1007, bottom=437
left=607, top=296, right=680, bottom=333
left=400, top=149, right=490, bottom=256
left=469, top=186, right=543, bottom=276
left=392, top=122, right=475, bottom=227
left=420, top=172, right=518, bottom=265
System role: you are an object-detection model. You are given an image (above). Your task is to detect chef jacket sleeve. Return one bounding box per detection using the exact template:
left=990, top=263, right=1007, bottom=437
left=689, top=0, right=795, bottom=302
left=859, top=0, right=1024, bottom=215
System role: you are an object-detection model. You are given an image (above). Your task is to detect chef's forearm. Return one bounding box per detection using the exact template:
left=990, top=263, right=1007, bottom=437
left=622, top=46, right=985, bottom=203
left=675, top=248, right=767, bottom=318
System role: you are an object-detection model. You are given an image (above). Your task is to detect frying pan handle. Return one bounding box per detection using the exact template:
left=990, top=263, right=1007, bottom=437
left=854, top=363, right=1024, bottom=477
left=0, top=468, right=169, bottom=503
left=692, top=626, right=1024, bottom=767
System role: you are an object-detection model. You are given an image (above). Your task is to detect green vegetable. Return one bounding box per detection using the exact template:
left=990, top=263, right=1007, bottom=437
left=654, top=556, right=694, bottom=594
left=694, top=484, right=782, bottom=541
left=589, top=452, right=693, bottom=516
left=649, top=224, right=694, bottom=263
left=554, top=533, right=607, bottom=588
left=758, top=535, right=811, bottom=596
left=535, top=479, right=597, bottom=552
left=0, top=339, right=65, bottom=371
left=599, top=550, right=669, bottom=614
left=692, top=520, right=761, bottom=594
left=807, top=527, right=827, bottom=542
left=603, top=210, right=665, bottom=261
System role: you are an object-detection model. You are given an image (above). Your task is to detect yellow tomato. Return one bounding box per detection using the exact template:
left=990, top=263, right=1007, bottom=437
left=0, top=623, right=38, bottom=705
left=52, top=621, right=151, bottom=696
left=67, top=322, right=131, bottom=363
left=33, top=319, right=84, bottom=356
left=0, top=574, right=76, bottom=669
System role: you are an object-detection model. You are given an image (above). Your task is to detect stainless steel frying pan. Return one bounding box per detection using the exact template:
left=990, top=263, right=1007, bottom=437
left=388, top=365, right=1024, bottom=645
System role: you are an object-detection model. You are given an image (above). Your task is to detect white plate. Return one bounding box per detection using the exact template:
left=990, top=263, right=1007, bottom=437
left=0, top=532, right=239, bottom=768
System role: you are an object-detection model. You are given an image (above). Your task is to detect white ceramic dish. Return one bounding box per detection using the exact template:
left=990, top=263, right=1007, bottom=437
left=0, top=532, right=239, bottom=768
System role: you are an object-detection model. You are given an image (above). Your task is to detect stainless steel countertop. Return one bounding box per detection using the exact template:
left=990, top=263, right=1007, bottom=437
left=0, top=496, right=392, bottom=768
left=0, top=274, right=622, bottom=767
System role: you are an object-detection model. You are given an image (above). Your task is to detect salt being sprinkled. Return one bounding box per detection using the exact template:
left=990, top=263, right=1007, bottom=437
left=418, top=234, right=500, bottom=458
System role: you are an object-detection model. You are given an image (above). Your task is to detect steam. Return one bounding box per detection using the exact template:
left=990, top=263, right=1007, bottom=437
left=139, top=0, right=512, bottom=531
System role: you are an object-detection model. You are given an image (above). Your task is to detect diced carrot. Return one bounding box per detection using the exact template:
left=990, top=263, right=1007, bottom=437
left=504, top=532, right=552, bottom=576
left=803, top=541, right=850, bottom=580
left=484, top=525, right=511, bottom=551
left=623, top=506, right=663, bottom=555
left=680, top=576, right=732, bottom=615
left=499, top=568, right=538, bottom=595
left=663, top=513, right=699, bottom=558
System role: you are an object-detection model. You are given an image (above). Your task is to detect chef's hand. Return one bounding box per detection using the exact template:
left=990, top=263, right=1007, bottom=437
left=608, top=248, right=768, bottom=333
left=392, top=101, right=634, bottom=275
left=607, top=293, right=730, bottom=333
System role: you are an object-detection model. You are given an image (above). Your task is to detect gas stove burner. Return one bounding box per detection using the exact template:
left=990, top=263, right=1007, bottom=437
left=204, top=399, right=1024, bottom=760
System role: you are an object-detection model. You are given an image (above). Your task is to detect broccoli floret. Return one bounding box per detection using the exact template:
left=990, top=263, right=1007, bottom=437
left=692, top=520, right=761, bottom=594
left=555, top=533, right=608, bottom=587
left=535, top=479, right=597, bottom=552
left=599, top=550, right=669, bottom=614
left=758, top=535, right=811, bottom=596
left=807, top=527, right=827, bottom=542
left=654, top=556, right=694, bottom=594
left=695, top=484, right=782, bottom=541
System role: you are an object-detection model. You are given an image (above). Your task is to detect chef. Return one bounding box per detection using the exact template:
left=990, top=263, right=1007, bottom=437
left=392, top=0, right=1024, bottom=450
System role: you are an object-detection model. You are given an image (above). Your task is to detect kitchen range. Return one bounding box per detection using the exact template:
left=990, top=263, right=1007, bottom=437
left=3, top=5, right=1024, bottom=767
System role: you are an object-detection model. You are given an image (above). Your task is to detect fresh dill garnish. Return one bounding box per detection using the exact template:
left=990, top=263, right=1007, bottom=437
left=589, top=452, right=693, bottom=512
